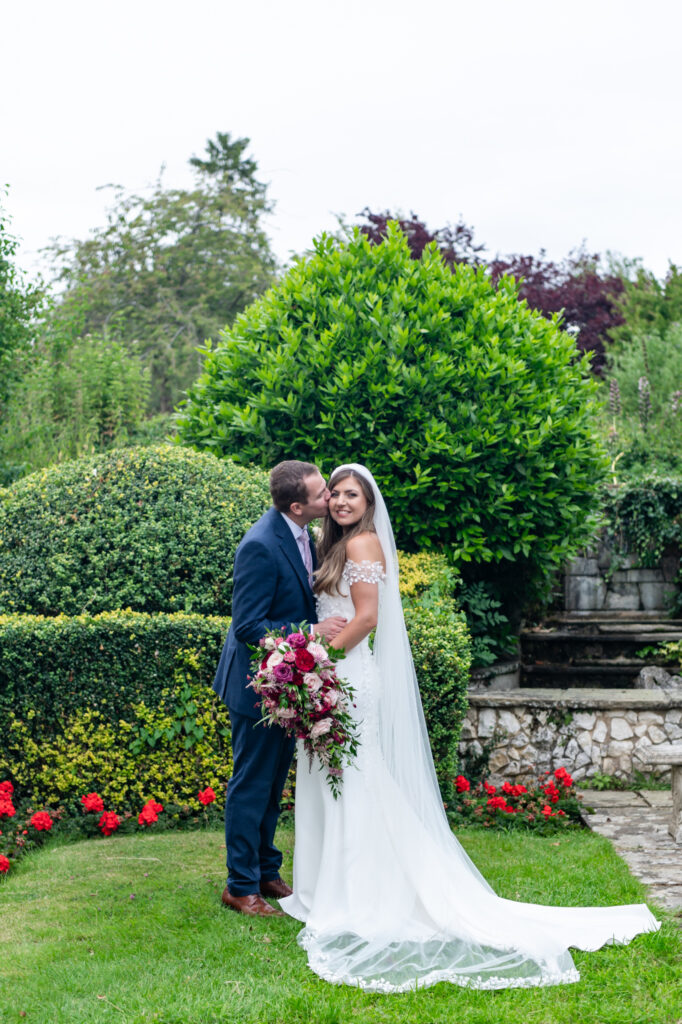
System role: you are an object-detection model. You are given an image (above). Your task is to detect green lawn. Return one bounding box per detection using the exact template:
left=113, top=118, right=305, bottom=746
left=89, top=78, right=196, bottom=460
left=1, top=825, right=680, bottom=1024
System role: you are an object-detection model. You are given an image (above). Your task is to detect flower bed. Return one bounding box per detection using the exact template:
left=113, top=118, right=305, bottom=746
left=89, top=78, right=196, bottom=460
left=447, top=767, right=584, bottom=832
left=0, top=779, right=221, bottom=877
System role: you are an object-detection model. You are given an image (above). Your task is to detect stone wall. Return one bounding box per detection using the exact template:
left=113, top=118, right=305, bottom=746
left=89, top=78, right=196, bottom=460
left=460, top=688, right=682, bottom=783
left=564, top=542, right=678, bottom=612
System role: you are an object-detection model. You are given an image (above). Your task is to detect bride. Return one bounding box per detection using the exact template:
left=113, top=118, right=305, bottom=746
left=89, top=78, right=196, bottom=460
left=279, top=463, right=660, bottom=992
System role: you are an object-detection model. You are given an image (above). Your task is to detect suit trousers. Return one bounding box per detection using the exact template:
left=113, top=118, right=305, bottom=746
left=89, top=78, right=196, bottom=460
left=225, top=709, right=296, bottom=895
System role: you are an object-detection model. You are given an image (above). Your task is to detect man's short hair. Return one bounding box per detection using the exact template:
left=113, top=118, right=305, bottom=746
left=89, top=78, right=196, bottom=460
left=270, top=461, right=319, bottom=512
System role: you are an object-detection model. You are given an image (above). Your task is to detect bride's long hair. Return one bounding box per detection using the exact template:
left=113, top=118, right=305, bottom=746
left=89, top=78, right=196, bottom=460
left=314, top=468, right=376, bottom=594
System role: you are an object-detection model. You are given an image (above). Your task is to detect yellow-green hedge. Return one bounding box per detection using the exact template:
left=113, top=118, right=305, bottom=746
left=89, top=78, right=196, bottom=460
left=0, top=553, right=470, bottom=808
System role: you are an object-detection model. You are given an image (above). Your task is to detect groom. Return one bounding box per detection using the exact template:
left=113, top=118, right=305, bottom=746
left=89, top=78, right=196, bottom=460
left=214, top=460, right=346, bottom=917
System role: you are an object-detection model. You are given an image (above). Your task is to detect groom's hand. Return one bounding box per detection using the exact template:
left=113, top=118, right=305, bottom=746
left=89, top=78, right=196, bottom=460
left=314, top=616, right=347, bottom=641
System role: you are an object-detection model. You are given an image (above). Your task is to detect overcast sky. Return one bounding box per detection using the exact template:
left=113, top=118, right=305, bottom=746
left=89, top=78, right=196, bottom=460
left=3, top=0, right=681, bottom=285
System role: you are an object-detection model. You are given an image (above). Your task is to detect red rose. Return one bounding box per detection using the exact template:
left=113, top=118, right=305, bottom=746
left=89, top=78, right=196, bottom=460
left=455, top=775, right=470, bottom=792
left=294, top=649, right=315, bottom=672
left=487, top=796, right=508, bottom=811
left=483, top=781, right=496, bottom=796
left=30, top=811, right=53, bottom=832
left=0, top=797, right=15, bottom=819
left=81, top=792, right=105, bottom=813
left=198, top=787, right=216, bottom=806
left=0, top=780, right=13, bottom=795
left=541, top=804, right=554, bottom=819
left=99, top=811, right=120, bottom=836
left=143, top=800, right=163, bottom=815
left=0, top=854, right=9, bottom=873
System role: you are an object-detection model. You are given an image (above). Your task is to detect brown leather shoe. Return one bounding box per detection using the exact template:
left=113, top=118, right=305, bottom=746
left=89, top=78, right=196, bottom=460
left=221, top=888, right=283, bottom=917
left=260, top=878, right=293, bottom=899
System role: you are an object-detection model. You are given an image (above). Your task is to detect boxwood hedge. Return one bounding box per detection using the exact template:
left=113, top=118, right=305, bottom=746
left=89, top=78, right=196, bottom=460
left=0, top=445, right=270, bottom=616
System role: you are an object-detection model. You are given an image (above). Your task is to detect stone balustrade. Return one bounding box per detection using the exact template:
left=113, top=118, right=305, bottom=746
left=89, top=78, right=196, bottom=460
left=460, top=688, right=682, bottom=784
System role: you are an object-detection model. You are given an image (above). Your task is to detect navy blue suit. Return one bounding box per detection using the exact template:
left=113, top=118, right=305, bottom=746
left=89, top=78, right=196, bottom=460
left=214, top=506, right=317, bottom=895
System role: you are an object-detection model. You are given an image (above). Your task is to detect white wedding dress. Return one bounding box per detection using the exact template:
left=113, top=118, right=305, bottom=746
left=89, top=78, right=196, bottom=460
left=279, top=466, right=660, bottom=993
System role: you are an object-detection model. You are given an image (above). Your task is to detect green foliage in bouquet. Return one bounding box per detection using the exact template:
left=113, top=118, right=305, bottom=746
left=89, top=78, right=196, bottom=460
left=0, top=445, right=270, bottom=615
left=177, top=224, right=607, bottom=599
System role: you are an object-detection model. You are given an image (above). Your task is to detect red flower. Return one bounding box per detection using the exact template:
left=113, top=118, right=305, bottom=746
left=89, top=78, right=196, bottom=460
left=138, top=799, right=164, bottom=826
left=554, top=767, right=574, bottom=788
left=502, top=781, right=528, bottom=798
left=0, top=854, right=9, bottom=874
left=0, top=797, right=15, bottom=819
left=0, top=780, right=14, bottom=795
left=483, top=781, right=497, bottom=796
left=541, top=804, right=554, bottom=819
left=198, top=787, right=216, bottom=806
left=81, top=792, right=104, bottom=813
left=294, top=649, right=315, bottom=672
left=99, top=811, right=120, bottom=836
left=455, top=775, right=470, bottom=792
left=30, top=811, right=53, bottom=832
left=487, top=796, right=509, bottom=811
left=542, top=781, right=560, bottom=803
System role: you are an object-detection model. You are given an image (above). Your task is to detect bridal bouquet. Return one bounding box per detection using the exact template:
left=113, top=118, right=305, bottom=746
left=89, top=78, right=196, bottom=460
left=248, top=628, right=359, bottom=799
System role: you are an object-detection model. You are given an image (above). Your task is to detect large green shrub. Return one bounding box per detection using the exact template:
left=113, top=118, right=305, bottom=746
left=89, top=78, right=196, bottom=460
left=177, top=225, right=607, bottom=599
left=0, top=593, right=470, bottom=808
left=0, top=445, right=270, bottom=615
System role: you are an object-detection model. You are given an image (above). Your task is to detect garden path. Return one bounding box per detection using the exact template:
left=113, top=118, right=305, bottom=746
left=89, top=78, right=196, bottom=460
left=578, top=788, right=682, bottom=916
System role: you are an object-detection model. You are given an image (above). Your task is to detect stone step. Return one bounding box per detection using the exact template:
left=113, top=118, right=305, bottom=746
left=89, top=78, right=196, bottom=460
left=522, top=663, right=648, bottom=688
left=522, top=630, right=682, bottom=665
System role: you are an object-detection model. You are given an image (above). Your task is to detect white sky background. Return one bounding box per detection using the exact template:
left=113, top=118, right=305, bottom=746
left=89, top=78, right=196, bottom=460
left=2, top=0, right=681, bottom=283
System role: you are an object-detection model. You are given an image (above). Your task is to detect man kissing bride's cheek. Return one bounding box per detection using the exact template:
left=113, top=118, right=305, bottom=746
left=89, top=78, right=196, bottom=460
left=214, top=460, right=660, bottom=991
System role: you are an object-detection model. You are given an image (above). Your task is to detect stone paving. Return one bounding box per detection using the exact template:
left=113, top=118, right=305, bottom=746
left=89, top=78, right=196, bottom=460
left=578, top=788, right=682, bottom=916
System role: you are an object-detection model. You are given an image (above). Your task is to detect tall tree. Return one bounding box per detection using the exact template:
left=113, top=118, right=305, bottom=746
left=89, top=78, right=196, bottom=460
left=44, top=133, right=277, bottom=413
left=0, top=189, right=42, bottom=418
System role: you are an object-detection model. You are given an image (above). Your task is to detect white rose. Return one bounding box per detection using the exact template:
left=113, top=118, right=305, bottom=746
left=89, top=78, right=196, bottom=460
left=263, top=637, right=277, bottom=651
left=267, top=651, right=284, bottom=669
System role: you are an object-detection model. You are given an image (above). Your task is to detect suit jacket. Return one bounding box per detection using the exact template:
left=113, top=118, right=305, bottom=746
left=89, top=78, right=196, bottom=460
left=213, top=506, right=318, bottom=719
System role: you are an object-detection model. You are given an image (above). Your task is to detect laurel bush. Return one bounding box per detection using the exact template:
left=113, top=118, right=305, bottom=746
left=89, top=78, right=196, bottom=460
left=177, top=224, right=607, bottom=596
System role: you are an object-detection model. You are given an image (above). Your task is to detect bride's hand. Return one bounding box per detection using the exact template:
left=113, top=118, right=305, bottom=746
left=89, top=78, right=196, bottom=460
left=314, top=616, right=347, bottom=641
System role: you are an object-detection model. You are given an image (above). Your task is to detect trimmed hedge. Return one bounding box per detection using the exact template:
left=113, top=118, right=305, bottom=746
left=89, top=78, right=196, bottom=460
left=0, top=553, right=470, bottom=807
left=0, top=445, right=270, bottom=616
left=0, top=612, right=232, bottom=809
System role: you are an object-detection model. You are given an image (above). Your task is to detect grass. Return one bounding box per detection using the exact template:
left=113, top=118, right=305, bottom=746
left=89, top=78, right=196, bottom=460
left=1, top=825, right=680, bottom=1024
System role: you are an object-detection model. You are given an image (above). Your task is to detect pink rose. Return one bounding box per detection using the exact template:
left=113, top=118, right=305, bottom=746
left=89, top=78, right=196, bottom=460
left=286, top=632, right=308, bottom=649
left=310, top=718, right=333, bottom=740
left=282, top=651, right=296, bottom=663
left=303, top=672, right=323, bottom=693
left=266, top=651, right=284, bottom=669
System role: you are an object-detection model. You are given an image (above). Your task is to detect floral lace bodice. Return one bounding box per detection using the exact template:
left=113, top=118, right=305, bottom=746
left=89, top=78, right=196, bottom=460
left=316, top=559, right=386, bottom=622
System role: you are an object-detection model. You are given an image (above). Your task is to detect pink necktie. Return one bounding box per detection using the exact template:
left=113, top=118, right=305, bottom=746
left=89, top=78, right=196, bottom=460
left=297, top=530, right=313, bottom=587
